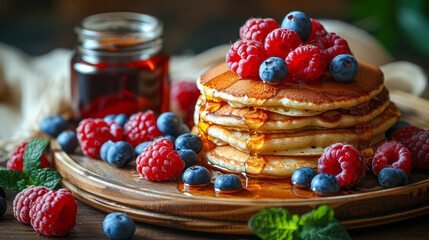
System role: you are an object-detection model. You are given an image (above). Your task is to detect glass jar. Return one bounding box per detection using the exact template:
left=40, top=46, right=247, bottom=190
left=71, top=12, right=170, bottom=119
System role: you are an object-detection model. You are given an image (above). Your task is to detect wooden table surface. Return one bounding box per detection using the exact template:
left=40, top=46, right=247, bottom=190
left=0, top=189, right=428, bottom=240
left=2, top=92, right=429, bottom=239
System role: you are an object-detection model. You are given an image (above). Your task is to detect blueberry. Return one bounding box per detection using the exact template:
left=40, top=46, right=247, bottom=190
left=40, top=115, right=68, bottom=137
left=156, top=135, right=176, bottom=148
left=106, top=141, right=134, bottom=167
left=214, top=174, right=242, bottom=191
left=100, top=140, right=115, bottom=162
left=182, top=166, right=211, bottom=185
left=311, top=173, right=340, bottom=194
left=104, top=114, right=128, bottom=128
left=386, top=120, right=410, bottom=140
left=114, top=114, right=128, bottom=128
left=134, top=141, right=152, bottom=155
left=104, top=114, right=116, bottom=122
left=259, top=57, right=288, bottom=83
left=56, top=131, right=78, bottom=153
left=178, top=149, right=199, bottom=168
left=281, top=11, right=312, bottom=42
left=175, top=133, right=203, bottom=153
left=0, top=197, right=6, bottom=217
left=291, top=167, right=318, bottom=188
left=330, top=54, right=359, bottom=82
left=157, top=112, right=183, bottom=136
left=103, top=212, right=135, bottom=240
left=0, top=187, right=5, bottom=198
left=176, top=124, right=191, bottom=137
left=378, top=168, right=408, bottom=188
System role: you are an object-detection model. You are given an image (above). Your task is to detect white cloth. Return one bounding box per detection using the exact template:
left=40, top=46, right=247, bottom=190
left=0, top=20, right=427, bottom=162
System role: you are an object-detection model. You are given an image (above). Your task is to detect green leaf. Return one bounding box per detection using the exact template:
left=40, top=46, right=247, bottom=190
left=299, top=205, right=334, bottom=227
left=248, top=208, right=300, bottom=240
left=298, top=205, right=351, bottom=240
left=23, top=138, right=50, bottom=174
left=298, top=218, right=351, bottom=240
left=0, top=169, right=31, bottom=191
left=30, top=168, right=62, bottom=190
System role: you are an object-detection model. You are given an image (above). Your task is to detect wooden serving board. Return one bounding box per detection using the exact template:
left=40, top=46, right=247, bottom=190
left=52, top=90, right=429, bottom=235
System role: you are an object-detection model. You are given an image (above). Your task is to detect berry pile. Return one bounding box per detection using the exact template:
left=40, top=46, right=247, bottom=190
left=134, top=112, right=205, bottom=181
left=226, top=11, right=357, bottom=83
left=77, top=118, right=123, bottom=158
left=13, top=186, right=78, bottom=236
left=290, top=121, right=429, bottom=194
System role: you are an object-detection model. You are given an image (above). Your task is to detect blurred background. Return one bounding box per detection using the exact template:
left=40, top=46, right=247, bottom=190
left=0, top=0, right=428, bottom=62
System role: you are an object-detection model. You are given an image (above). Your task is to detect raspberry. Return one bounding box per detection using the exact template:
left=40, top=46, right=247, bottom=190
left=171, top=81, right=200, bottom=111
left=286, top=45, right=326, bottom=81
left=318, top=143, right=367, bottom=188
left=76, top=118, right=122, bottom=158
left=264, top=28, right=302, bottom=60
left=403, top=130, right=429, bottom=169
left=391, top=126, right=423, bottom=142
left=107, top=120, right=124, bottom=141
left=226, top=40, right=266, bottom=78
left=13, top=186, right=50, bottom=224
left=372, top=141, right=412, bottom=176
left=306, top=19, right=327, bottom=43
left=7, top=142, right=49, bottom=172
left=315, top=33, right=351, bottom=64
left=124, top=111, right=163, bottom=148
left=240, top=18, right=279, bottom=44
left=170, top=81, right=200, bottom=127
left=30, top=189, right=77, bottom=236
left=136, top=138, right=185, bottom=181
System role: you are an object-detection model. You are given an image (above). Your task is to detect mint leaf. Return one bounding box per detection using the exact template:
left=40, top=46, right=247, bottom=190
left=299, top=218, right=351, bottom=240
left=23, top=138, right=50, bottom=173
left=248, top=208, right=300, bottom=240
left=298, top=205, right=351, bottom=240
left=0, top=169, right=31, bottom=191
left=299, top=205, right=334, bottom=227
left=30, top=168, right=62, bottom=190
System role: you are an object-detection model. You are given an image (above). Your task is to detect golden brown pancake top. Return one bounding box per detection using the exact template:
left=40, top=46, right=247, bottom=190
left=198, top=60, right=384, bottom=107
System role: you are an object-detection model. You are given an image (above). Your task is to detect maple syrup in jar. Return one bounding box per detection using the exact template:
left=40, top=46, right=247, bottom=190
left=71, top=12, right=170, bottom=119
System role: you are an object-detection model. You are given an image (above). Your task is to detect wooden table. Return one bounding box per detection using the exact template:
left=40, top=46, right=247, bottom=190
left=1, top=189, right=429, bottom=239
left=2, top=91, right=429, bottom=239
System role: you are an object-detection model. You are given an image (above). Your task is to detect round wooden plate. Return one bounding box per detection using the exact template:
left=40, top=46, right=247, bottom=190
left=52, top=93, right=429, bottom=235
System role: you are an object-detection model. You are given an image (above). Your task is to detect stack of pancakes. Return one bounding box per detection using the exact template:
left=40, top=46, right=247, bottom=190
left=194, top=60, right=400, bottom=178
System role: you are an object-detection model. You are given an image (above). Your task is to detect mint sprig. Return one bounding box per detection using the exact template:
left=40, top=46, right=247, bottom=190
left=0, top=139, right=63, bottom=192
left=248, top=205, right=351, bottom=240
left=23, top=138, right=50, bottom=173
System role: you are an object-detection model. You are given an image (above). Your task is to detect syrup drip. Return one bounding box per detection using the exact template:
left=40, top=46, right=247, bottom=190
left=241, top=107, right=270, bottom=175
left=178, top=167, right=316, bottom=200
left=198, top=99, right=224, bottom=151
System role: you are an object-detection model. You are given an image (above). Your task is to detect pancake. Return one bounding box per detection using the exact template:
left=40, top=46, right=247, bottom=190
left=202, top=145, right=319, bottom=177
left=198, top=88, right=390, bottom=131
left=203, top=103, right=400, bottom=156
left=197, top=60, right=384, bottom=112
left=202, top=138, right=385, bottom=177
left=195, top=59, right=399, bottom=178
